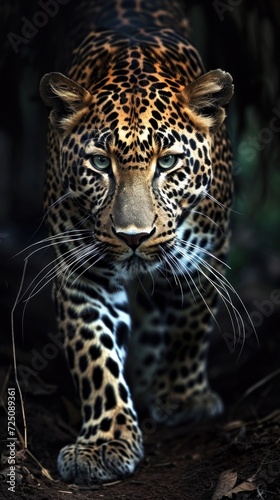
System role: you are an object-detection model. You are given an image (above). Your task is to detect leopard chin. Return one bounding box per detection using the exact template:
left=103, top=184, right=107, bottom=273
left=114, top=253, right=161, bottom=279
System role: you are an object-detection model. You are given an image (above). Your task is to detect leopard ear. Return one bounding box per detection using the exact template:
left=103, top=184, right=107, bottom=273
left=179, top=69, right=234, bottom=132
left=40, top=72, right=91, bottom=130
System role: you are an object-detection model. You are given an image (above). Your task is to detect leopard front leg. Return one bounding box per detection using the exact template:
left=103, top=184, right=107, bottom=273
left=151, top=277, right=223, bottom=426
left=55, top=278, right=143, bottom=484
left=128, top=272, right=223, bottom=428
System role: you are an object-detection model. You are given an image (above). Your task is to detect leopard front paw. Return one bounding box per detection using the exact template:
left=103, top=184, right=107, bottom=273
left=150, top=390, right=223, bottom=427
left=57, top=438, right=143, bottom=484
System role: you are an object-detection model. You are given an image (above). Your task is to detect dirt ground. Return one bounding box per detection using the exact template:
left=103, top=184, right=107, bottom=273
left=0, top=387, right=279, bottom=500
left=1, top=306, right=280, bottom=500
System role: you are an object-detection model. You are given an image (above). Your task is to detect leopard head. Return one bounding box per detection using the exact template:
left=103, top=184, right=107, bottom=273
left=40, top=61, right=233, bottom=277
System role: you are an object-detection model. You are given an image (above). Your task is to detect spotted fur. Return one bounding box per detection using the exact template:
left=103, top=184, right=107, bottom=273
left=40, top=0, right=233, bottom=484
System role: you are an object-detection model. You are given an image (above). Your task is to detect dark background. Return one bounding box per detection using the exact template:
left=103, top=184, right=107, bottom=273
left=1, top=0, right=280, bottom=420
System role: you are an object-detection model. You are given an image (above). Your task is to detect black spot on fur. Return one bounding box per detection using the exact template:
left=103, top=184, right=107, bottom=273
left=80, top=308, right=99, bottom=323
left=84, top=404, right=92, bottom=422
left=92, top=366, right=103, bottom=390
left=89, top=344, right=102, bottom=360
left=106, top=357, right=120, bottom=378
left=119, top=383, right=128, bottom=403
left=116, top=413, right=126, bottom=425
left=116, top=322, right=129, bottom=347
left=79, top=354, right=88, bottom=373
left=93, top=395, right=103, bottom=420
left=100, top=417, right=112, bottom=432
left=82, top=377, right=91, bottom=400
left=100, top=333, right=114, bottom=349
left=105, top=384, right=117, bottom=410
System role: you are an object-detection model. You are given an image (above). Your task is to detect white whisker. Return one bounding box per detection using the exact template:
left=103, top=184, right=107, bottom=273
left=192, top=209, right=225, bottom=235
left=179, top=239, right=231, bottom=270
left=45, top=193, right=71, bottom=215
left=203, top=190, right=239, bottom=215
left=159, top=245, right=184, bottom=304
left=14, top=229, right=92, bottom=261
left=156, top=257, right=177, bottom=292
left=66, top=243, right=106, bottom=287
left=169, top=248, right=219, bottom=328
left=19, top=228, right=102, bottom=303
left=174, top=241, right=257, bottom=359
left=22, top=243, right=86, bottom=301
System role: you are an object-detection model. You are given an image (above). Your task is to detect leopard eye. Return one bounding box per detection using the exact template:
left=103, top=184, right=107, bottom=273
left=157, top=154, right=178, bottom=170
left=90, top=155, right=111, bottom=171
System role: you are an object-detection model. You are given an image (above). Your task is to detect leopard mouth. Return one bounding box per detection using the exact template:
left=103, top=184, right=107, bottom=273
left=114, top=252, right=160, bottom=277
left=105, top=235, right=175, bottom=278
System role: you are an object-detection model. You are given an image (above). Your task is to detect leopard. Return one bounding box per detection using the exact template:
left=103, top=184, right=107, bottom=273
left=39, top=0, right=234, bottom=484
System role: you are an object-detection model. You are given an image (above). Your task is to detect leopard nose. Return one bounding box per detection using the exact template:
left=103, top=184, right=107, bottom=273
left=114, top=228, right=155, bottom=250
